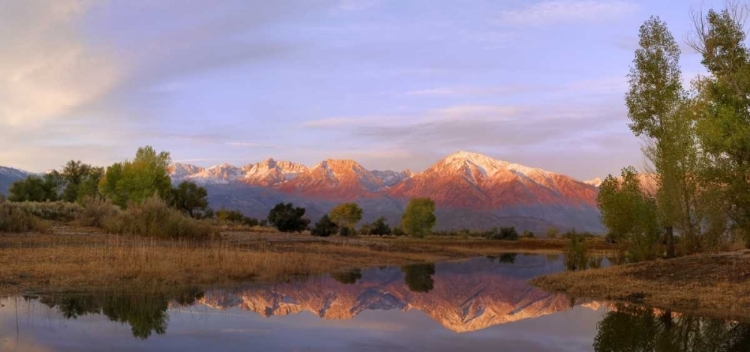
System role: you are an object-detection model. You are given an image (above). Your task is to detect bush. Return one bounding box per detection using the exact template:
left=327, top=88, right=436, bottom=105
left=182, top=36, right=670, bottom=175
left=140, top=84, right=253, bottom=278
left=311, top=215, right=338, bottom=237
left=369, top=216, right=392, bottom=236
left=339, top=226, right=353, bottom=237
left=78, top=197, right=119, bottom=228
left=267, top=203, right=310, bottom=233
left=522, top=230, right=535, bottom=238
left=0, top=202, right=48, bottom=233
left=104, top=196, right=214, bottom=240
left=546, top=227, right=559, bottom=239
left=216, top=209, right=259, bottom=226
left=486, top=227, right=519, bottom=240
left=564, top=233, right=588, bottom=271
left=1, top=201, right=82, bottom=222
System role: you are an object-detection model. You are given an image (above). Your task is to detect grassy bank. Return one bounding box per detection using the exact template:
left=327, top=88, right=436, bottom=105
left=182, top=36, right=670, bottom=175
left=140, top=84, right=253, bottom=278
left=0, top=226, right=613, bottom=295
left=531, top=250, right=750, bottom=321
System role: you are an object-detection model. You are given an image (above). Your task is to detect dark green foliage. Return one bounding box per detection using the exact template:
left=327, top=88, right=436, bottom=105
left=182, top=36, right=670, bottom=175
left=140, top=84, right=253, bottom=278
left=267, top=202, right=310, bottom=233
left=401, top=263, right=435, bottom=293
left=8, top=175, right=60, bottom=202
left=40, top=288, right=204, bottom=340
left=167, top=181, right=209, bottom=218
left=59, top=160, right=104, bottom=202
left=564, top=232, right=589, bottom=271
left=216, top=209, right=259, bottom=226
left=392, top=226, right=406, bottom=236
left=521, top=230, right=535, bottom=238
left=339, top=226, right=353, bottom=237
left=486, top=226, right=519, bottom=240
left=594, top=304, right=750, bottom=352
left=369, top=216, right=392, bottom=236
left=487, top=253, right=517, bottom=263
left=330, top=269, right=362, bottom=285
left=311, top=215, right=338, bottom=237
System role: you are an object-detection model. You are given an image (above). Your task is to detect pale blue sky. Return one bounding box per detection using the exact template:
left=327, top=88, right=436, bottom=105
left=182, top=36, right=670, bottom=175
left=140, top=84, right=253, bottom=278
left=0, top=0, right=714, bottom=179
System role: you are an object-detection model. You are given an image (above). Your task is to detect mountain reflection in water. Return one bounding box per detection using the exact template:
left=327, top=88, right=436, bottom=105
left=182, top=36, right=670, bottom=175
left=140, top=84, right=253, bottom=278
left=2, top=255, right=749, bottom=351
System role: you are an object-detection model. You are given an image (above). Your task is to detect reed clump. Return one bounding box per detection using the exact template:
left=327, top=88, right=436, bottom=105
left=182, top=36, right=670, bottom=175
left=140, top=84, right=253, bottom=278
left=103, top=196, right=216, bottom=240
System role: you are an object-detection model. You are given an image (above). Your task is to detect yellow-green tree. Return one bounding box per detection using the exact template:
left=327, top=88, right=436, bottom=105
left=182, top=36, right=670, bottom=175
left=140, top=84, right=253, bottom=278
left=401, top=197, right=436, bottom=238
left=329, top=202, right=363, bottom=230
left=99, top=146, right=172, bottom=208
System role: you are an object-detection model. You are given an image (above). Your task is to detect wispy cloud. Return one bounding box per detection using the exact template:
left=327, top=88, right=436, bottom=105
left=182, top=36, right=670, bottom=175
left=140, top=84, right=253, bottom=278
left=406, top=85, right=532, bottom=96
left=498, top=0, right=638, bottom=26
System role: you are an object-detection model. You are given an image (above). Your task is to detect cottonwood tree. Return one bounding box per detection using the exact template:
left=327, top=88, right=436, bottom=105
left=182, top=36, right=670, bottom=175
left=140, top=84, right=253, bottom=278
left=99, top=146, right=173, bottom=208
left=329, top=203, right=363, bottom=231
left=626, top=16, right=700, bottom=256
left=688, top=3, right=750, bottom=245
left=401, top=197, right=436, bottom=238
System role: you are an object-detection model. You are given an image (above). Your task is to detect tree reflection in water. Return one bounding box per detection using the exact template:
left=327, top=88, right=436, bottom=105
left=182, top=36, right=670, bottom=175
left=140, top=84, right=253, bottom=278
left=39, top=287, right=204, bottom=339
left=594, top=304, right=750, bottom=351
left=401, top=263, right=435, bottom=293
left=331, top=269, right=363, bottom=285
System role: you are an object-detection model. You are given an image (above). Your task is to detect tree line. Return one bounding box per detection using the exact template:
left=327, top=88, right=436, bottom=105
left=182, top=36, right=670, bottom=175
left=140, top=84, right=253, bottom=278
left=597, top=2, right=750, bottom=261
left=3, top=146, right=445, bottom=237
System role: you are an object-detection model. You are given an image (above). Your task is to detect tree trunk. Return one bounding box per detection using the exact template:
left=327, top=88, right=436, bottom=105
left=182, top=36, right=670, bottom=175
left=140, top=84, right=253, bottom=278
left=665, top=226, right=675, bottom=259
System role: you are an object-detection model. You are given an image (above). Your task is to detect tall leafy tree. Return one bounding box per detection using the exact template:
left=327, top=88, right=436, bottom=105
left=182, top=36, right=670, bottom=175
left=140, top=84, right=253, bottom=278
left=167, top=181, right=209, bottom=218
left=99, top=146, right=172, bottom=208
left=8, top=175, right=60, bottom=202
left=689, top=5, right=750, bottom=245
left=401, top=197, right=436, bottom=238
left=626, top=16, right=699, bottom=255
left=329, top=202, right=363, bottom=230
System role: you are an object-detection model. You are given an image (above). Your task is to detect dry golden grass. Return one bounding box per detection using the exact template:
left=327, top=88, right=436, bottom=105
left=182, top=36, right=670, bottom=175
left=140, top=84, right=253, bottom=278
left=0, top=227, right=504, bottom=295
left=531, top=250, right=750, bottom=322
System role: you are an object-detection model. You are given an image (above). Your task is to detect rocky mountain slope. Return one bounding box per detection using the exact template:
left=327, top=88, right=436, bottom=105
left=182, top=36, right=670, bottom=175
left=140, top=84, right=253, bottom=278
left=169, top=151, right=602, bottom=232
left=0, top=166, right=32, bottom=195
left=168, top=152, right=601, bottom=232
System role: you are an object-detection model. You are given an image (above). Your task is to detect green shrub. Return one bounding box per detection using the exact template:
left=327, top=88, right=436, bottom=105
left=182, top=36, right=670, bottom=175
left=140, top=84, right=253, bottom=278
left=339, top=226, right=353, bottom=237
left=311, top=215, right=338, bottom=237
left=486, top=227, right=519, bottom=240
left=564, top=233, right=588, bottom=271
left=216, top=209, right=259, bottom=226
left=104, top=196, right=214, bottom=240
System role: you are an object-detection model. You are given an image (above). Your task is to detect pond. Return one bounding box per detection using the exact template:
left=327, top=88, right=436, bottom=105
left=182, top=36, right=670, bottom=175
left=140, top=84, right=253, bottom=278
left=1, top=254, right=748, bottom=351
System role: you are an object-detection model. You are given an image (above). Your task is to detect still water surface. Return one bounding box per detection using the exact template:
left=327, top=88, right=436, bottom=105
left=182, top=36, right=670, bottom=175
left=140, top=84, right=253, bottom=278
left=1, top=254, right=748, bottom=351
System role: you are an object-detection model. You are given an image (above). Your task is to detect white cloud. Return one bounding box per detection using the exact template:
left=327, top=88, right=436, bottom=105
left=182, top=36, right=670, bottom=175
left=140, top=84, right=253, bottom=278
left=0, top=0, right=120, bottom=128
left=498, top=0, right=638, bottom=26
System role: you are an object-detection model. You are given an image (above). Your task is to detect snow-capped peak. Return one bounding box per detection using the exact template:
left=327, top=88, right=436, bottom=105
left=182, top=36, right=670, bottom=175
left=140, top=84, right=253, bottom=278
left=185, top=163, right=243, bottom=185
left=441, top=151, right=510, bottom=177
left=584, top=178, right=603, bottom=187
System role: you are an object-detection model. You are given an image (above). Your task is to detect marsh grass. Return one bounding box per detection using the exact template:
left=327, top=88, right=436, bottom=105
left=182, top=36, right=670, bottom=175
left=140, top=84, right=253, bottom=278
left=531, top=250, right=750, bottom=321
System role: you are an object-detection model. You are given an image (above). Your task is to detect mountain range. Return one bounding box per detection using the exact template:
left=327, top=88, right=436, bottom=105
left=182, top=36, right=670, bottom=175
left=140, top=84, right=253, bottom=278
left=170, top=151, right=603, bottom=232
left=0, top=166, right=33, bottom=196
left=0, top=151, right=604, bottom=232
left=198, top=256, right=604, bottom=333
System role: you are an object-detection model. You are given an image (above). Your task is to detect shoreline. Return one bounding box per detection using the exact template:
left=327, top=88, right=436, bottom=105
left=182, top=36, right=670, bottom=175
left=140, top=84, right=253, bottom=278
left=530, top=250, right=750, bottom=322
left=0, top=227, right=615, bottom=296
